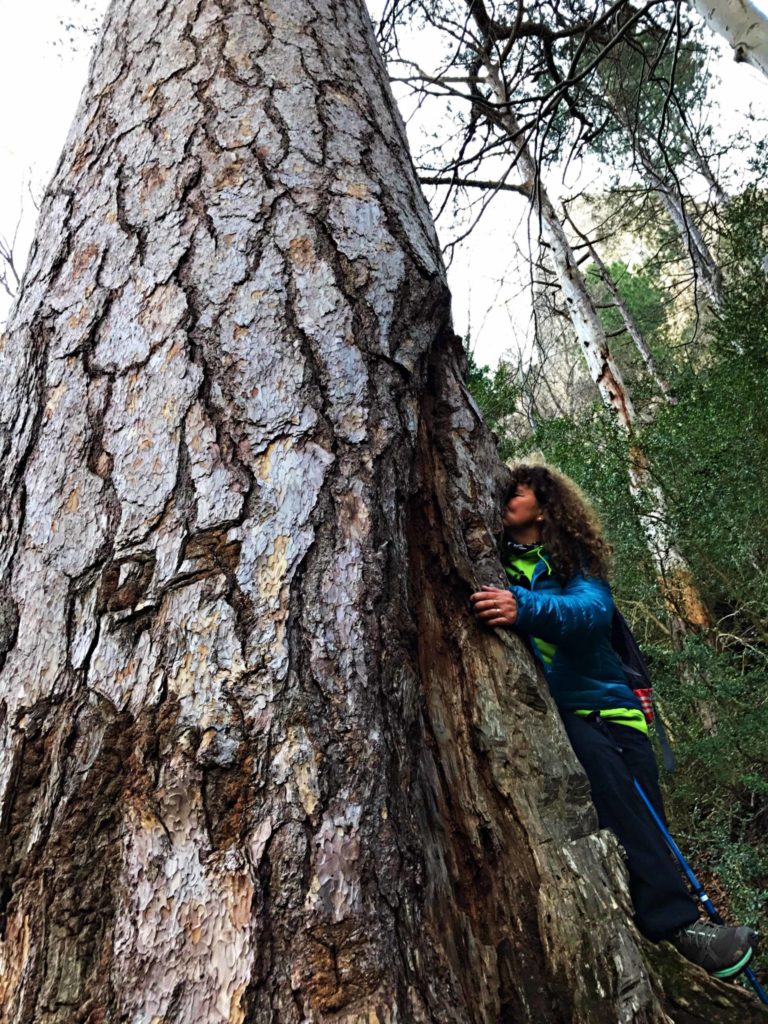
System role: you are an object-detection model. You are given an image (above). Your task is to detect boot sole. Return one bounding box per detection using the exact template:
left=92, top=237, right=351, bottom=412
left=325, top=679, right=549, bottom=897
left=712, top=947, right=754, bottom=979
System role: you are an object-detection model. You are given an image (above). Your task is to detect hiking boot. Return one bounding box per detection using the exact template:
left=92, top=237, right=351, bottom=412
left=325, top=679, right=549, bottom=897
left=669, top=920, right=759, bottom=978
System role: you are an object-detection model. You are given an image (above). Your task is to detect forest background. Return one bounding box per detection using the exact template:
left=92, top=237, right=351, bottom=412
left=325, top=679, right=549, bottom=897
left=2, top=0, right=768, bottom=991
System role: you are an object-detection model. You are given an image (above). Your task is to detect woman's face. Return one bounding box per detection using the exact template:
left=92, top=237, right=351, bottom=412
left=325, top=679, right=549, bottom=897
left=503, top=484, right=543, bottom=535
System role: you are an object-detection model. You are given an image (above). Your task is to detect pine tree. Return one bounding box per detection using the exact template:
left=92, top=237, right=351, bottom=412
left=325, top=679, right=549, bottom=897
left=0, top=1, right=764, bottom=1020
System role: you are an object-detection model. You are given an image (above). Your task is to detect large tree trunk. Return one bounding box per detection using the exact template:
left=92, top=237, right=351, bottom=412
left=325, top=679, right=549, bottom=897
left=0, top=1, right=763, bottom=1021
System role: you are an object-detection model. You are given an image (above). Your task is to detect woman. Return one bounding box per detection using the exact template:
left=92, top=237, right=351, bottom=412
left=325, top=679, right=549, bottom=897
left=470, top=463, right=758, bottom=978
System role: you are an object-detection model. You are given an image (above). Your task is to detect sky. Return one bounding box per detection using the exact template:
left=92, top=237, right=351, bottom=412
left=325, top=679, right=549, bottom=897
left=2, top=1, right=768, bottom=366
left=0, top=1, right=101, bottom=274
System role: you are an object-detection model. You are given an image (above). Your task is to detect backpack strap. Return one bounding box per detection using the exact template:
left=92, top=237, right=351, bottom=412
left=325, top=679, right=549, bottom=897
left=611, top=608, right=676, bottom=773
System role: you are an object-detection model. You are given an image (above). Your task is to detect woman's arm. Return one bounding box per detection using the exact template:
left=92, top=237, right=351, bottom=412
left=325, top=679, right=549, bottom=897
left=512, top=575, right=614, bottom=644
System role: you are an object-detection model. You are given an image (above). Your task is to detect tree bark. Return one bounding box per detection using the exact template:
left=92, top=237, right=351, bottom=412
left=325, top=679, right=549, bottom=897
left=0, top=1, right=763, bottom=1021
left=689, top=0, right=768, bottom=79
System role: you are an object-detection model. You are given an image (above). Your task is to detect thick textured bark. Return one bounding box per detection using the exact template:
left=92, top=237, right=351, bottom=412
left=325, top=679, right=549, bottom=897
left=0, top=1, right=763, bottom=1021
left=690, top=0, right=768, bottom=79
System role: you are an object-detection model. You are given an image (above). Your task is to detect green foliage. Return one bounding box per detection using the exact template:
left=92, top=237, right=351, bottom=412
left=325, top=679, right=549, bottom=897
left=465, top=348, right=520, bottom=459
left=645, top=636, right=768, bottom=944
left=580, top=16, right=710, bottom=169
left=714, top=186, right=768, bottom=363
left=643, top=355, right=768, bottom=630
left=586, top=260, right=668, bottom=348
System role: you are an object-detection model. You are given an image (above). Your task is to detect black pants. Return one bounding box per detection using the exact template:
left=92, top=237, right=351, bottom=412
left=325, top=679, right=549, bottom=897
left=561, top=711, right=699, bottom=941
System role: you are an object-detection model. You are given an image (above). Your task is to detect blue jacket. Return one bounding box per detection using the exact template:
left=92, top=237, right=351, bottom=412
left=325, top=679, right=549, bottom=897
left=510, top=560, right=641, bottom=713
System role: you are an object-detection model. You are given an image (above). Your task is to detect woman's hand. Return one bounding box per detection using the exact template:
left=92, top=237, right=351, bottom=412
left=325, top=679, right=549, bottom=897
left=470, top=586, right=517, bottom=628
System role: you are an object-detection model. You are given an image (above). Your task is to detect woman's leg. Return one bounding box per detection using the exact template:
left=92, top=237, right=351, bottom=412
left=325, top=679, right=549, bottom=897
left=561, top=712, right=699, bottom=941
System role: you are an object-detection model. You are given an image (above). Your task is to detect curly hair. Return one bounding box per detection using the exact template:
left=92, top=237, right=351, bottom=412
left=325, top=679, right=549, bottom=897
left=504, top=463, right=611, bottom=581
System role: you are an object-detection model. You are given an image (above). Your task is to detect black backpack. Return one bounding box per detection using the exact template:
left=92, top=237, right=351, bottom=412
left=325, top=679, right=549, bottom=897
left=611, top=608, right=676, bottom=772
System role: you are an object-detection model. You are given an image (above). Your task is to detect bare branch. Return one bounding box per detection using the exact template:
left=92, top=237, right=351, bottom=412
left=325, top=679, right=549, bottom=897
left=419, top=175, right=529, bottom=194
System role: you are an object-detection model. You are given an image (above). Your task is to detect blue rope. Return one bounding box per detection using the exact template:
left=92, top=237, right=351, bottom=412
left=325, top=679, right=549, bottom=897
left=633, top=778, right=768, bottom=1006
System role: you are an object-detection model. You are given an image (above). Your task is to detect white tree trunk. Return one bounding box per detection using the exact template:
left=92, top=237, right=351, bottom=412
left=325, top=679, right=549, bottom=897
left=626, top=456, right=712, bottom=632
left=562, top=210, right=677, bottom=405
left=479, top=64, right=713, bottom=632
left=638, top=152, right=723, bottom=307
left=481, top=69, right=638, bottom=431
left=690, top=0, right=768, bottom=78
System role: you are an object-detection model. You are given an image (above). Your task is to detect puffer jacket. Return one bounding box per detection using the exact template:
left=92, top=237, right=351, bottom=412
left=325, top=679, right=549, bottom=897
left=509, top=559, right=641, bottom=713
